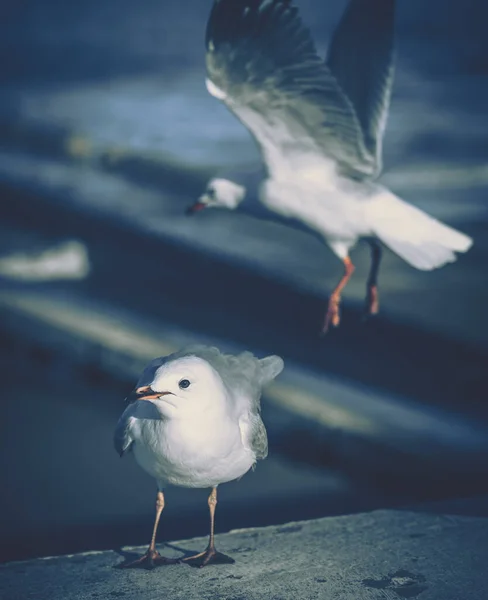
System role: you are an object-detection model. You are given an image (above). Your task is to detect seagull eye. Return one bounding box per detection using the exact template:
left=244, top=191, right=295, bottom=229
left=178, top=379, right=191, bottom=389
left=207, top=187, right=215, bottom=198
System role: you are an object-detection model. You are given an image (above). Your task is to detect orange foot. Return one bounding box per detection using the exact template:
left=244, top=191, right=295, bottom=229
left=121, top=549, right=180, bottom=570
left=322, top=295, right=341, bottom=335
left=183, top=546, right=235, bottom=568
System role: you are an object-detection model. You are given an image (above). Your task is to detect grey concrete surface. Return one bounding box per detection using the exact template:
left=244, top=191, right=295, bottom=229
left=2, top=504, right=487, bottom=600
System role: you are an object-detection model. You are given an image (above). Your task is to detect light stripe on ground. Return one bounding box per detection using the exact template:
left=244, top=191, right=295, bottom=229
left=0, top=290, right=376, bottom=435
left=2, top=290, right=487, bottom=449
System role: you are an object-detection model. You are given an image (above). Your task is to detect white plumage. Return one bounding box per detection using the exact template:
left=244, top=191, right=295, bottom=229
left=115, top=345, right=283, bottom=568
left=365, top=190, right=472, bottom=270
left=189, top=0, right=473, bottom=332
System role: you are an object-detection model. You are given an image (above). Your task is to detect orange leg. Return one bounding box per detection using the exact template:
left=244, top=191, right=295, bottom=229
left=183, top=487, right=235, bottom=568
left=322, top=256, right=355, bottom=334
left=365, top=241, right=382, bottom=317
left=122, top=491, right=179, bottom=569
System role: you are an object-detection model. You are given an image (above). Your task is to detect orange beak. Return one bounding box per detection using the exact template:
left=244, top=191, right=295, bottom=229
left=135, top=385, right=174, bottom=400
left=185, top=201, right=207, bottom=215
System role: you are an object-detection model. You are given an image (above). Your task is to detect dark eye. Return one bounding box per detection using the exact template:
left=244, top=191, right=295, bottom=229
left=179, top=379, right=191, bottom=389
left=207, top=187, right=215, bottom=198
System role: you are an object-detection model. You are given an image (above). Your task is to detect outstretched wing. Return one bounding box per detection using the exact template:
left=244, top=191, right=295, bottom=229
left=205, top=0, right=376, bottom=181
left=326, top=0, right=396, bottom=176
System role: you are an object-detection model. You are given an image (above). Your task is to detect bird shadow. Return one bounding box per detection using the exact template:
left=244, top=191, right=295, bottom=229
left=163, top=541, right=194, bottom=557
left=111, top=548, right=147, bottom=569
left=111, top=543, right=199, bottom=569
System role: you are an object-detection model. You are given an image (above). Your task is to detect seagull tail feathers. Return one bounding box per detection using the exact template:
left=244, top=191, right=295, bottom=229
left=368, top=191, right=473, bottom=270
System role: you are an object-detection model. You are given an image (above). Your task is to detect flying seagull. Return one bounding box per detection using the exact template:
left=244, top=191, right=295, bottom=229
left=114, top=346, right=283, bottom=568
left=187, top=0, right=473, bottom=333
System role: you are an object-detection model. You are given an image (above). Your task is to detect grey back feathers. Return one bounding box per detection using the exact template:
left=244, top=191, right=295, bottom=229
left=205, top=0, right=395, bottom=181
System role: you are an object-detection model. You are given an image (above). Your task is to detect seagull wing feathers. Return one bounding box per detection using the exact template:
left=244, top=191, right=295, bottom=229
left=326, top=0, right=396, bottom=177
left=205, top=0, right=377, bottom=180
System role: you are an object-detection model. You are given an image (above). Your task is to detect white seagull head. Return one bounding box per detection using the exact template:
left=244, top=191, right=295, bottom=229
left=188, top=177, right=246, bottom=214
left=135, top=355, right=228, bottom=420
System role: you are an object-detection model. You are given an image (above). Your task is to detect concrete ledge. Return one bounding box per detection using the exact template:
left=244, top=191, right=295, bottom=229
left=2, top=505, right=487, bottom=600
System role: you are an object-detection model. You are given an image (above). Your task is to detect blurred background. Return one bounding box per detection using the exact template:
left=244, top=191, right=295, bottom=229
left=1, top=0, right=488, bottom=564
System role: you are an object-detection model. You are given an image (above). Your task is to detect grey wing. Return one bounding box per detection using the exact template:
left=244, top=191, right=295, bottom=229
left=250, top=414, right=268, bottom=460
left=114, top=404, right=135, bottom=457
left=326, top=0, right=396, bottom=177
left=233, top=353, right=282, bottom=461
left=205, top=0, right=376, bottom=181
left=239, top=412, right=268, bottom=460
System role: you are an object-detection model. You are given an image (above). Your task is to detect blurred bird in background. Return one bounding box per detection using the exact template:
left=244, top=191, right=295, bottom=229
left=114, top=346, right=284, bottom=568
left=187, top=0, right=473, bottom=333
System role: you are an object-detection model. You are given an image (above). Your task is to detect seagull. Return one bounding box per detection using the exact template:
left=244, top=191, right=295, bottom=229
left=186, top=0, right=473, bottom=333
left=114, top=345, right=284, bottom=568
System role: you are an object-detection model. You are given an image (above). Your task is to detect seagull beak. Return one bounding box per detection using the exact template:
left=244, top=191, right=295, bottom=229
left=185, top=200, right=208, bottom=216
left=134, top=385, right=173, bottom=401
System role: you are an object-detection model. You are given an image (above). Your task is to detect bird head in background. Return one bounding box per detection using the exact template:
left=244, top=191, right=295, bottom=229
left=134, top=355, right=228, bottom=420
left=186, top=178, right=246, bottom=214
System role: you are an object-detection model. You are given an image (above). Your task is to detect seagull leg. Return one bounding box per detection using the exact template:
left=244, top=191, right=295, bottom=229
left=322, top=256, right=355, bottom=334
left=183, top=487, right=235, bottom=568
left=121, top=491, right=179, bottom=569
left=364, top=240, right=382, bottom=317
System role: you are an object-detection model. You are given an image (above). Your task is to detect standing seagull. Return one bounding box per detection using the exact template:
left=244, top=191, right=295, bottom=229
left=114, top=346, right=283, bottom=568
left=187, top=0, right=472, bottom=333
